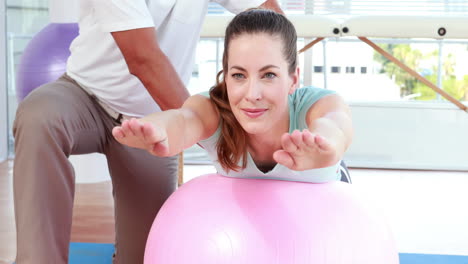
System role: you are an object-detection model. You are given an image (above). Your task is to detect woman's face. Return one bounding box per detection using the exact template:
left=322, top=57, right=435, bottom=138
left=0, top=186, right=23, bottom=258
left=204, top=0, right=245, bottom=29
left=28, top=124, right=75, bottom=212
left=225, top=33, right=299, bottom=136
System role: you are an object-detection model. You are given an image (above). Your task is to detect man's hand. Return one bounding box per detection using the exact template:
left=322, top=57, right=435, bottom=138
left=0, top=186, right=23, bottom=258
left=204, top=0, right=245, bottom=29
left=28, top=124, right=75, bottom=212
left=260, top=0, right=284, bottom=14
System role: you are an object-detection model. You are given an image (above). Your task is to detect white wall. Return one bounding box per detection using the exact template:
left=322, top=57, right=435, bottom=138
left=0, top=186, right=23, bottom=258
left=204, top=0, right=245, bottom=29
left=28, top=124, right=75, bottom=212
left=49, top=0, right=78, bottom=23
left=345, top=101, right=468, bottom=170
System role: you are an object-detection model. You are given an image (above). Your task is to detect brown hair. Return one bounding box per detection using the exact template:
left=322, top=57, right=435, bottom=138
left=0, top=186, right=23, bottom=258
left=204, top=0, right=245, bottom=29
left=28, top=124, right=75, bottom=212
left=209, top=8, right=298, bottom=172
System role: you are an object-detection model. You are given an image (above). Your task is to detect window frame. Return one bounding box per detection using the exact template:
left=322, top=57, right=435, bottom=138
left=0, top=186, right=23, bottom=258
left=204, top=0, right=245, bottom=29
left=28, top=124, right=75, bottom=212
left=0, top=2, right=8, bottom=162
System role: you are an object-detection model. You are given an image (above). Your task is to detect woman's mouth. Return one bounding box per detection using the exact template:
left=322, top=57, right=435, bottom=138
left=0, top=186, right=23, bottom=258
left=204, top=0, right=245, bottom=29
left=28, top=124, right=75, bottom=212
left=241, top=108, right=267, bottom=118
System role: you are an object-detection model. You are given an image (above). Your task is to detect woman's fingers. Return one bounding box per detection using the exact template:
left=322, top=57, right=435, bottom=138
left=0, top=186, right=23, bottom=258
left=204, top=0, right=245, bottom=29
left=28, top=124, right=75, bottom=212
left=121, top=120, right=135, bottom=137
left=128, top=118, right=145, bottom=139
left=300, top=129, right=334, bottom=154
left=277, top=130, right=337, bottom=170
left=142, top=122, right=156, bottom=142
left=290, top=129, right=304, bottom=148
left=315, top=134, right=332, bottom=151
left=273, top=150, right=294, bottom=169
left=284, top=130, right=321, bottom=154
left=302, top=129, right=316, bottom=147
left=112, top=126, right=125, bottom=140
left=112, top=118, right=164, bottom=153
left=151, top=140, right=170, bottom=156
left=281, top=133, right=298, bottom=153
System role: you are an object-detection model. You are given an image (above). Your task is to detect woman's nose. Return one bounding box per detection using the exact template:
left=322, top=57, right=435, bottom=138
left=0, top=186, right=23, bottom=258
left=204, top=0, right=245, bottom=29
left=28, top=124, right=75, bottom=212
left=245, top=80, right=262, bottom=101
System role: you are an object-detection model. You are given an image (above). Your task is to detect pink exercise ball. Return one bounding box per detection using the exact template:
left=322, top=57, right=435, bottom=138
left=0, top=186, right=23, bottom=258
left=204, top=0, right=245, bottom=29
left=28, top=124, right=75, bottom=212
left=144, top=174, right=399, bottom=264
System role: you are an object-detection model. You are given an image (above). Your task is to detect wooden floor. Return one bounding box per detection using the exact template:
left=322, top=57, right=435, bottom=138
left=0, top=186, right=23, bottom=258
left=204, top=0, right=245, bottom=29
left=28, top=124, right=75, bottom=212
left=0, top=160, right=115, bottom=264
left=0, top=161, right=15, bottom=264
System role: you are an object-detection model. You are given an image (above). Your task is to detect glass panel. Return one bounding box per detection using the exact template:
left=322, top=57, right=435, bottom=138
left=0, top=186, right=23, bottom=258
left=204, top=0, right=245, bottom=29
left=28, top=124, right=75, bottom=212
left=185, top=38, right=223, bottom=163
left=297, top=38, right=307, bottom=87
left=0, top=2, right=6, bottom=160
left=310, top=38, right=457, bottom=101
left=6, top=0, right=49, bottom=156
left=374, top=41, right=439, bottom=101
left=188, top=38, right=223, bottom=95
left=373, top=40, right=468, bottom=102
left=439, top=42, right=468, bottom=102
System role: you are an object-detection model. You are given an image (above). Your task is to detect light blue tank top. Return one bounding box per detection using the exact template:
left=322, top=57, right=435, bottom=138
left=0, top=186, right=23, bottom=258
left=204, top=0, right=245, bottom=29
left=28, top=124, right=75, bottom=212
left=198, top=86, right=342, bottom=183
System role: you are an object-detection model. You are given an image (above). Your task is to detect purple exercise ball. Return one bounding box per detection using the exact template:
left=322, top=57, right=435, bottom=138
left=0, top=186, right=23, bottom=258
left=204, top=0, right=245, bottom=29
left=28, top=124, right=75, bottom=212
left=16, top=23, right=79, bottom=101
left=144, top=174, right=399, bottom=264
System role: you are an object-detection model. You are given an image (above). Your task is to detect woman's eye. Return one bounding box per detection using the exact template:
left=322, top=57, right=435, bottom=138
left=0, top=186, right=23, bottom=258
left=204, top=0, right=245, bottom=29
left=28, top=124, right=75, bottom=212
left=264, top=72, right=277, bottom=79
left=232, top=73, right=245, bottom=80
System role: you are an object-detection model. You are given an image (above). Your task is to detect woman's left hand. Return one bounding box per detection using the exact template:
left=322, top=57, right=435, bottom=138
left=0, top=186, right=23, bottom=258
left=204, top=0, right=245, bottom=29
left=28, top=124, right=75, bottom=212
left=273, top=129, right=339, bottom=171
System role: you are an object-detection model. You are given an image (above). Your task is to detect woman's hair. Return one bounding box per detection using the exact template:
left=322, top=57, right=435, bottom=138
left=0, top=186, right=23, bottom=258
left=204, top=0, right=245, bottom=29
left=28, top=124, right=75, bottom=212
left=209, top=8, right=298, bottom=172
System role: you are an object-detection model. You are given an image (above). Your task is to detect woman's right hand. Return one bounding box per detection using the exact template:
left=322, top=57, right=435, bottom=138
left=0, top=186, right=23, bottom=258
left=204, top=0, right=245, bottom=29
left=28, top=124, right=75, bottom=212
left=112, top=118, right=170, bottom=156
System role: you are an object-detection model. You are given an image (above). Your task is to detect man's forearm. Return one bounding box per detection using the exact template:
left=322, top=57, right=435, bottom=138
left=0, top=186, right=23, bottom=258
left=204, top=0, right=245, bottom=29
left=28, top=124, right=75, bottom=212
left=112, top=28, right=190, bottom=111
left=128, top=47, right=190, bottom=110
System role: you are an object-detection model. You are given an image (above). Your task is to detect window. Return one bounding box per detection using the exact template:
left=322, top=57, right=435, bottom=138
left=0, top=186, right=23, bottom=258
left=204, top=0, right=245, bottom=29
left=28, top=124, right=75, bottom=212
left=6, top=1, right=49, bottom=157
left=0, top=5, right=6, bottom=160
left=314, top=66, right=323, bottom=73
left=331, top=66, right=341, bottom=73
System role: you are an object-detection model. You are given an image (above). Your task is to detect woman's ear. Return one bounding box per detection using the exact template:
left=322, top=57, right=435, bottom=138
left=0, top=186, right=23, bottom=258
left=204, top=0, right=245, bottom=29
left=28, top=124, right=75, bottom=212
left=288, top=67, right=300, bottom=94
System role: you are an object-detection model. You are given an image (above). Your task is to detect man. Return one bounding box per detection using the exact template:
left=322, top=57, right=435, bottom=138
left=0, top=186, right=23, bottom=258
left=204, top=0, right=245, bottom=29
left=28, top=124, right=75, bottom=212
left=12, top=0, right=282, bottom=263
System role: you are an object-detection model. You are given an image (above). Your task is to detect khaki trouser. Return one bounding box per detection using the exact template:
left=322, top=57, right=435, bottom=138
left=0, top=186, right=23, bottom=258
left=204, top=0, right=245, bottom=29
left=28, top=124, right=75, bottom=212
left=13, top=74, right=178, bottom=264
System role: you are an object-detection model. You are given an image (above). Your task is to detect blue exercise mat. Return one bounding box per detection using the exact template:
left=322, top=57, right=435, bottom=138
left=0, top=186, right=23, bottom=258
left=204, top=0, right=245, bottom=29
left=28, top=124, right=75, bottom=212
left=69, top=242, right=115, bottom=264
left=399, top=253, right=468, bottom=264
left=68, top=242, right=468, bottom=264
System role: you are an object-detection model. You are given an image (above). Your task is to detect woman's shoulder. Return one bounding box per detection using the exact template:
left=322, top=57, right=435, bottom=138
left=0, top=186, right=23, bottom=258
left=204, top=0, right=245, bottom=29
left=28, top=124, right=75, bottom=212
left=197, top=90, right=211, bottom=98
left=289, top=86, right=336, bottom=110
left=292, top=86, right=336, bottom=98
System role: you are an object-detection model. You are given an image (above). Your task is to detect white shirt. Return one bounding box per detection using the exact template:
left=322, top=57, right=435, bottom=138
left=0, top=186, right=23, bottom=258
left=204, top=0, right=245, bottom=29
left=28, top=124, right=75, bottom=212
left=66, top=0, right=265, bottom=117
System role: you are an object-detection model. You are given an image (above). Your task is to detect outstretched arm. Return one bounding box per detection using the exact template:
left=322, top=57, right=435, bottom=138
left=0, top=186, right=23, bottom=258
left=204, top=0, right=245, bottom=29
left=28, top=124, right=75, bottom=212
left=273, top=94, right=353, bottom=170
left=112, top=95, right=219, bottom=156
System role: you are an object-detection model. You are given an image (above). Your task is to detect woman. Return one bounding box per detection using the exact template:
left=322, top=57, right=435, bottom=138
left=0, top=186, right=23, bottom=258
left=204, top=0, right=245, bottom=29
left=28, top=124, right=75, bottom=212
left=112, top=8, right=353, bottom=183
